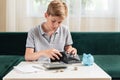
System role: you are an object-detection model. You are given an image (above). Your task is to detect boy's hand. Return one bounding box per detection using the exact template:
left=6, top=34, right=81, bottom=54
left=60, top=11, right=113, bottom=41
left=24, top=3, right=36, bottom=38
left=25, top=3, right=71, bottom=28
left=65, top=45, right=77, bottom=55
left=40, top=48, right=62, bottom=60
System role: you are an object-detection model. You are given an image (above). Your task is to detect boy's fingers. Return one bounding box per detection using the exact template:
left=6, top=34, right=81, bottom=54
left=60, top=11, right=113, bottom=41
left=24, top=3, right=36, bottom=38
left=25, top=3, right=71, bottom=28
left=52, top=49, right=62, bottom=57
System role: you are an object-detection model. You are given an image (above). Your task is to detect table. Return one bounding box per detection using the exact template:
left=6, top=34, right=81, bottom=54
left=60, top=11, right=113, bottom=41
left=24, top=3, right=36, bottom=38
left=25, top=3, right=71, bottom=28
left=3, top=61, right=111, bottom=80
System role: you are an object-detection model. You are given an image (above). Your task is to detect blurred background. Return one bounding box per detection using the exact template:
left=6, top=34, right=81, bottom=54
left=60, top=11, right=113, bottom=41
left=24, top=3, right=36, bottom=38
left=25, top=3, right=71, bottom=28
left=0, top=0, right=120, bottom=32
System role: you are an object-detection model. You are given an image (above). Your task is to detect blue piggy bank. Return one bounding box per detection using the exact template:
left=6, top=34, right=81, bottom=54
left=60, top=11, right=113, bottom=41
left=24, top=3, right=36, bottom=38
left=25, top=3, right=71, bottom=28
left=82, top=53, right=94, bottom=66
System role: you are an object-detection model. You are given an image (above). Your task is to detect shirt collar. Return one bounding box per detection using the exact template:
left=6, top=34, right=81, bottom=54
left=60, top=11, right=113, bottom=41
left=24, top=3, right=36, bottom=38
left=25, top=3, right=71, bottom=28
left=39, top=24, right=45, bottom=35
left=39, top=24, right=59, bottom=35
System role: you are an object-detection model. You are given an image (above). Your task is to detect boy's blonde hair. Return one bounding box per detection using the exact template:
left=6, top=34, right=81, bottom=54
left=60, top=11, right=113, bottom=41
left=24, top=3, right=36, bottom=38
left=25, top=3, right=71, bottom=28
left=47, top=0, right=68, bottom=19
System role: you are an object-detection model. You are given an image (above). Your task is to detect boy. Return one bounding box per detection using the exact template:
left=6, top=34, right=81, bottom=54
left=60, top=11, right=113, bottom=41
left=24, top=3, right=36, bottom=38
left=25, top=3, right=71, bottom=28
left=25, top=0, right=79, bottom=62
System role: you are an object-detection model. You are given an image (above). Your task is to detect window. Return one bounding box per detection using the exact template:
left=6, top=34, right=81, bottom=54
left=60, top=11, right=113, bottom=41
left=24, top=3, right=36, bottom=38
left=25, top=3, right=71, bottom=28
left=81, top=0, right=114, bottom=17
left=27, top=0, right=51, bottom=17
left=27, top=0, right=115, bottom=17
left=26, top=0, right=120, bottom=32
left=27, top=0, right=68, bottom=17
left=5, top=0, right=120, bottom=32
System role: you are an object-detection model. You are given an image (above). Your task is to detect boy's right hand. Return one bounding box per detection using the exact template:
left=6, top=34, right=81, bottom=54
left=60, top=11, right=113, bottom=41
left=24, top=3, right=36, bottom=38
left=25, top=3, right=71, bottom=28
left=41, top=49, right=62, bottom=60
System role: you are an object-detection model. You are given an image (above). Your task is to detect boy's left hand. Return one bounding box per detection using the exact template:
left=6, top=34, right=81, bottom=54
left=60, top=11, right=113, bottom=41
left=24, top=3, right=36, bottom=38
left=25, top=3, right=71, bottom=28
left=65, top=46, right=77, bottom=55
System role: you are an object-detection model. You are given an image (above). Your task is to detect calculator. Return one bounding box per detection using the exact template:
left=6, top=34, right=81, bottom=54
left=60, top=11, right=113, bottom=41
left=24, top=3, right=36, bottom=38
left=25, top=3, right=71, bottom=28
left=43, top=62, right=67, bottom=69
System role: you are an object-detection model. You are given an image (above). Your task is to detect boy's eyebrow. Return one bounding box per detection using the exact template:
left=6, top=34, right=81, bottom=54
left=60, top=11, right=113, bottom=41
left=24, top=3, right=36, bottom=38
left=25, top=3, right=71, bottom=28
left=51, top=19, right=56, bottom=22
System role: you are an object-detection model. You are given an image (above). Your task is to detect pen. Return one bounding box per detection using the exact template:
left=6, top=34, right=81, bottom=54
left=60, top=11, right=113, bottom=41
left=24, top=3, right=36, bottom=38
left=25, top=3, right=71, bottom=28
left=32, top=66, right=44, bottom=70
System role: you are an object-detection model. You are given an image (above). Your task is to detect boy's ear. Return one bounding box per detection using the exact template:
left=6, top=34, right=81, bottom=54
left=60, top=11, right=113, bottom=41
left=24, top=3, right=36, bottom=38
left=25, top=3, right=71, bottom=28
left=45, top=12, right=49, bottom=18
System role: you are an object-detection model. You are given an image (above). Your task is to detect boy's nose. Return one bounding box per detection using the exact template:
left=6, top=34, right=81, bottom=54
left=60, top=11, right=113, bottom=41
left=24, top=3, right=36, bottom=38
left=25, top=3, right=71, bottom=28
left=53, top=22, right=59, bottom=27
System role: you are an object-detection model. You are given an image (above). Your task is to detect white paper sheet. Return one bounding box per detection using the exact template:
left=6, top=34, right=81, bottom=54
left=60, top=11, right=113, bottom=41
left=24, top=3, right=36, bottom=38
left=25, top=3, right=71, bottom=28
left=14, top=64, right=44, bottom=73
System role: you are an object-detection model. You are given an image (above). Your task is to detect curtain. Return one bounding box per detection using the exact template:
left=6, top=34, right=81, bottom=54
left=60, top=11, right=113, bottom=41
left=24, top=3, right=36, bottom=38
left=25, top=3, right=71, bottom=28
left=69, top=0, right=120, bottom=32
left=5, top=0, right=120, bottom=32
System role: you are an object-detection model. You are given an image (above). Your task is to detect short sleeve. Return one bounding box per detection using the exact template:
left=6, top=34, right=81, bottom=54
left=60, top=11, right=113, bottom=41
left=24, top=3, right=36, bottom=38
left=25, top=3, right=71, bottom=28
left=65, top=27, right=73, bottom=46
left=26, top=29, right=35, bottom=48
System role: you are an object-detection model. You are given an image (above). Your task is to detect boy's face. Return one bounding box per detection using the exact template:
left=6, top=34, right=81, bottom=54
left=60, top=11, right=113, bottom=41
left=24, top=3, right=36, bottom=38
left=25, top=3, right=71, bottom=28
left=45, top=13, right=65, bottom=31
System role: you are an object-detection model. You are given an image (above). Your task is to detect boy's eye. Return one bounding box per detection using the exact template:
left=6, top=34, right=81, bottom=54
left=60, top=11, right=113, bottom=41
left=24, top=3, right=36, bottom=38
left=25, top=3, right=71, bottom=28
left=58, top=22, right=62, bottom=24
left=51, top=20, right=62, bottom=24
left=51, top=20, right=56, bottom=23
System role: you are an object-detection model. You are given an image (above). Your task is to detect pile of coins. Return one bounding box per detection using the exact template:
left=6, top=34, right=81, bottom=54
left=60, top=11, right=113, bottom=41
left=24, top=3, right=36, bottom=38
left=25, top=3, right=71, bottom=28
left=55, top=69, right=64, bottom=73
